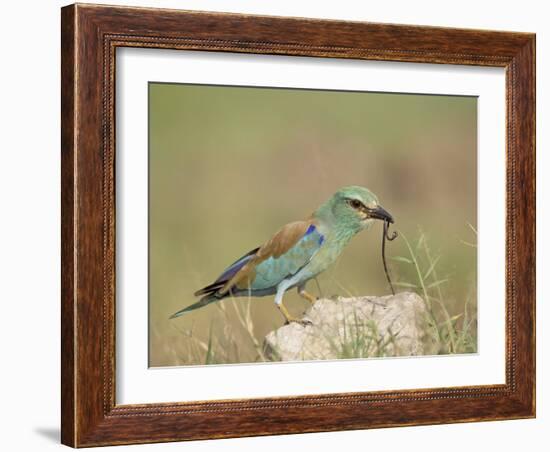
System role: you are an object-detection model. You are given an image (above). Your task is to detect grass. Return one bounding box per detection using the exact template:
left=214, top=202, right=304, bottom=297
left=166, top=294, right=272, bottom=366
left=323, top=312, right=400, bottom=359
left=392, top=229, right=477, bottom=355
left=159, top=230, right=477, bottom=366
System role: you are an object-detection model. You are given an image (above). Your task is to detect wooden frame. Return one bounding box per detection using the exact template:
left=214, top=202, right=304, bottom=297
left=61, top=3, right=535, bottom=447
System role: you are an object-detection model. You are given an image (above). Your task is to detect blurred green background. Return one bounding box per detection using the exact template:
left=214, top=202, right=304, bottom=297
left=149, top=82, right=477, bottom=367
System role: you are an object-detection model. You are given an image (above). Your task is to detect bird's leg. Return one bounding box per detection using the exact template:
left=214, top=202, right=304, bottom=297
left=275, top=282, right=312, bottom=326
left=313, top=277, right=324, bottom=299
left=276, top=302, right=305, bottom=325
left=297, top=283, right=318, bottom=305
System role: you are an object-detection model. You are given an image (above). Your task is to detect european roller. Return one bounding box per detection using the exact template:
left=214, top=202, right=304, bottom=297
left=170, top=186, right=394, bottom=325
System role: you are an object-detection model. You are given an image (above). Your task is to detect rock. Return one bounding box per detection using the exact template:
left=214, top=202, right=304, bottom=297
left=263, top=292, right=428, bottom=361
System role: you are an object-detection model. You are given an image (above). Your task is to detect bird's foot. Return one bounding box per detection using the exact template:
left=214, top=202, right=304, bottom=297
left=284, top=317, right=313, bottom=327
left=277, top=303, right=313, bottom=326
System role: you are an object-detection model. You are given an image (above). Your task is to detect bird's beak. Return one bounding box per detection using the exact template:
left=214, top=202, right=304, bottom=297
left=369, top=205, right=394, bottom=224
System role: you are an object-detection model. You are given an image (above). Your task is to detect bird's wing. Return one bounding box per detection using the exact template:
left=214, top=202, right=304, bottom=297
left=220, top=219, right=324, bottom=294
left=194, top=247, right=259, bottom=297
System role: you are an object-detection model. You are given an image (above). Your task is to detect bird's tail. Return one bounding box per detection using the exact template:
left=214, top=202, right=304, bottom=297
left=169, top=293, right=224, bottom=319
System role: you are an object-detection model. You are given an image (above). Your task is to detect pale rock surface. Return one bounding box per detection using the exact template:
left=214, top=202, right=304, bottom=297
left=264, top=291, right=429, bottom=361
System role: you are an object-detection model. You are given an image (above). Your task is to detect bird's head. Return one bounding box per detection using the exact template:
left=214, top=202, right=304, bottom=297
left=317, top=186, right=394, bottom=233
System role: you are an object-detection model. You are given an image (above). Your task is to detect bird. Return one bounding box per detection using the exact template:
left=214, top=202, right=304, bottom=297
left=170, top=186, right=394, bottom=325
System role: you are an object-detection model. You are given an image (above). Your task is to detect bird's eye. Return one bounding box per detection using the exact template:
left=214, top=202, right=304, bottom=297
left=348, top=199, right=363, bottom=210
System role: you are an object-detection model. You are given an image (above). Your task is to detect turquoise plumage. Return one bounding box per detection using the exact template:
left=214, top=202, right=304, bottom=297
left=170, top=186, right=394, bottom=324
left=252, top=225, right=323, bottom=291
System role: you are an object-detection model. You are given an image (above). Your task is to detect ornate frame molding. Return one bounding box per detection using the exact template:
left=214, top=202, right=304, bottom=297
left=61, top=4, right=535, bottom=447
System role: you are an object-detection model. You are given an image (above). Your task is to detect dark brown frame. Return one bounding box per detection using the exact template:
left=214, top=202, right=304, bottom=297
left=61, top=3, right=536, bottom=447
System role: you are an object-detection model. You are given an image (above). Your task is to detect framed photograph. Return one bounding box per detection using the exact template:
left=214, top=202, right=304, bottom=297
left=61, top=3, right=535, bottom=447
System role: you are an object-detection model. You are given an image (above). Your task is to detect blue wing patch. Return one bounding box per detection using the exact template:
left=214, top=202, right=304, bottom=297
left=214, top=247, right=260, bottom=284
left=305, top=224, right=316, bottom=235
left=306, top=224, right=324, bottom=245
